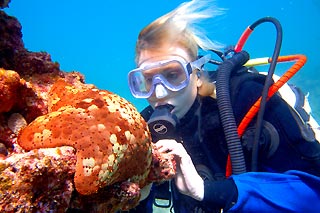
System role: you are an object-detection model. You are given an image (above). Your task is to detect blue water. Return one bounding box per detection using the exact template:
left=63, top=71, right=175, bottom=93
left=4, top=0, right=320, bottom=120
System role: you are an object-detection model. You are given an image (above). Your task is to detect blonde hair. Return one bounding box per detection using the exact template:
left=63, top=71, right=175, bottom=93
left=135, top=0, right=224, bottom=63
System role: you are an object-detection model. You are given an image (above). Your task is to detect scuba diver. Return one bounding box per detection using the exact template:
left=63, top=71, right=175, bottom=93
left=127, top=0, right=320, bottom=212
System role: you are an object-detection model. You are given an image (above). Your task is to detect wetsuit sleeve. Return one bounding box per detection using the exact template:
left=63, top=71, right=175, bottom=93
left=202, top=179, right=238, bottom=210
left=229, top=170, right=320, bottom=212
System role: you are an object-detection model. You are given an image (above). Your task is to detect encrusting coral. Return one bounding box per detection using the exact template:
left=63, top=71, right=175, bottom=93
left=0, top=146, right=76, bottom=213
left=0, top=3, right=176, bottom=212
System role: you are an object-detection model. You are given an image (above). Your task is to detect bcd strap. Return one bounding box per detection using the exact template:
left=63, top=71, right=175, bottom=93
left=153, top=181, right=172, bottom=208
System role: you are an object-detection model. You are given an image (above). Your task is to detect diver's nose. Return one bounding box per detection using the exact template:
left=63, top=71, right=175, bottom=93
left=155, top=84, right=168, bottom=99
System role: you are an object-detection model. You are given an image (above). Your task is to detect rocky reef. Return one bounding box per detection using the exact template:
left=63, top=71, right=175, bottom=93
left=0, top=3, right=175, bottom=213
left=0, top=0, right=10, bottom=9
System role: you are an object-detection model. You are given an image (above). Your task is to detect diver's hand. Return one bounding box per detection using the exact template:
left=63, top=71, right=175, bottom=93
left=155, top=139, right=204, bottom=201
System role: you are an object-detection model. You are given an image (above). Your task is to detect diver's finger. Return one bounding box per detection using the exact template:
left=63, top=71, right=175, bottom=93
left=155, top=139, right=177, bottom=151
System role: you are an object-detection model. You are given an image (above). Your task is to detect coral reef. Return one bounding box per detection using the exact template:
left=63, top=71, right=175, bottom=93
left=0, top=3, right=176, bottom=212
left=0, top=147, right=76, bottom=213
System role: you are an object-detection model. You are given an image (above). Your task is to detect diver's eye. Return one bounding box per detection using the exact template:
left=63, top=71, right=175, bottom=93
left=144, top=74, right=153, bottom=85
left=145, top=77, right=152, bottom=84
left=165, top=71, right=179, bottom=81
left=164, top=67, right=186, bottom=85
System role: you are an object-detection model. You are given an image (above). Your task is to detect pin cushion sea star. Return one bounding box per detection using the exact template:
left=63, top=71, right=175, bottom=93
left=18, top=78, right=153, bottom=195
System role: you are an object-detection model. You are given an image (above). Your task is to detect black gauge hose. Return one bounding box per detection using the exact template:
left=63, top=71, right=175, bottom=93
left=249, top=17, right=283, bottom=172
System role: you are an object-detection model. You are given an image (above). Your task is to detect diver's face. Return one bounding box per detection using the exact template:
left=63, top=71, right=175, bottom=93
left=138, top=47, right=199, bottom=119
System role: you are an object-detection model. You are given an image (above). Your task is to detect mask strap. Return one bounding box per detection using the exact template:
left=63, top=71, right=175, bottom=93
left=190, top=54, right=211, bottom=71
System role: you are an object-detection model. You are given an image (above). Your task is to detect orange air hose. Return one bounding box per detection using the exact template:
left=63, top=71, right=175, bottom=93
left=237, top=54, right=307, bottom=136
left=225, top=54, right=307, bottom=177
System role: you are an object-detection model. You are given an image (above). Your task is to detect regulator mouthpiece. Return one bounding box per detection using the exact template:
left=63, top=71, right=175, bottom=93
left=148, top=104, right=179, bottom=142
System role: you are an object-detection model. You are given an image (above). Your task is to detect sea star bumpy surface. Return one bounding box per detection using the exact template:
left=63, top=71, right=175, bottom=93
left=18, top=78, right=153, bottom=196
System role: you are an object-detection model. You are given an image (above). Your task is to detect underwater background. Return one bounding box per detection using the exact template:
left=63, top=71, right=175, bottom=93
left=4, top=0, right=320, bottom=121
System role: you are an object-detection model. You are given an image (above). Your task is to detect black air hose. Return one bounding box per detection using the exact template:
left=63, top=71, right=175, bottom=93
left=216, top=51, right=249, bottom=175
left=250, top=17, right=282, bottom=172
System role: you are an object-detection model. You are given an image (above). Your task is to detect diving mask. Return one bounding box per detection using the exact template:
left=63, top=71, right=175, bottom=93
left=128, top=54, right=211, bottom=98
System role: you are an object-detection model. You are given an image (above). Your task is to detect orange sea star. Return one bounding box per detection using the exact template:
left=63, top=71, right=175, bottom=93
left=18, top=78, right=152, bottom=195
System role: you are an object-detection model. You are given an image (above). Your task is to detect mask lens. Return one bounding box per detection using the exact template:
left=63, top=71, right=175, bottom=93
left=129, top=71, right=149, bottom=93
left=159, top=61, right=188, bottom=87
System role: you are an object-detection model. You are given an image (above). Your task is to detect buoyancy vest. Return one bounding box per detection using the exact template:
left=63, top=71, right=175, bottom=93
left=229, top=70, right=320, bottom=175
left=139, top=69, right=320, bottom=212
